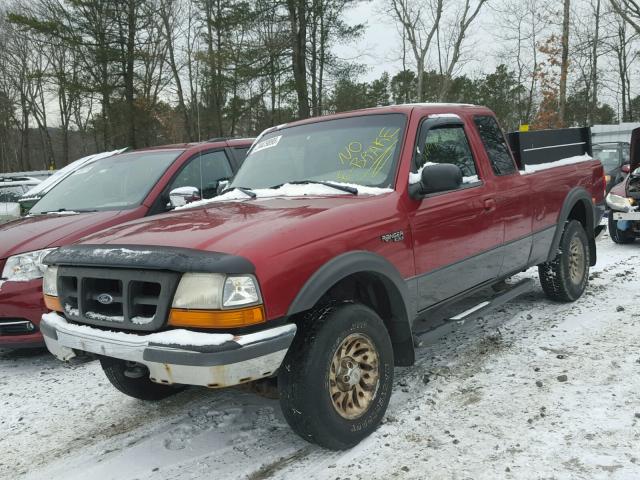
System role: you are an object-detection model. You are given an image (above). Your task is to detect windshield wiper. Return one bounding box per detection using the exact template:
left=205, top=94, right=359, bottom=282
left=269, top=180, right=358, bottom=195
left=36, top=208, right=99, bottom=215
left=221, top=186, right=256, bottom=198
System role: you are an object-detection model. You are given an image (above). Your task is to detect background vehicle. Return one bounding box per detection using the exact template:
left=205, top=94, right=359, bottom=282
left=592, top=142, right=630, bottom=192
left=0, top=138, right=252, bottom=349
left=606, top=128, right=640, bottom=243
left=0, top=176, right=41, bottom=224
left=40, top=104, right=604, bottom=450
left=18, top=149, right=127, bottom=214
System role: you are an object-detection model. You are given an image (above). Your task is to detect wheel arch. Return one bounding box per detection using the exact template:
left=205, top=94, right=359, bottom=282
left=287, top=251, right=416, bottom=366
left=547, top=187, right=597, bottom=266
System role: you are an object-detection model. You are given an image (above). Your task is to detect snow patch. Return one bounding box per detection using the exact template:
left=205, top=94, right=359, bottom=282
left=86, top=311, right=124, bottom=323
left=131, top=315, right=155, bottom=325
left=90, top=247, right=153, bottom=258
left=177, top=182, right=393, bottom=210
left=429, top=113, right=462, bottom=120
left=42, top=312, right=235, bottom=347
left=522, top=154, right=593, bottom=174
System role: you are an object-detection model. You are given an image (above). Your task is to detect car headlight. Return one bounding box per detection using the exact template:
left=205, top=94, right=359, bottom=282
left=1, top=248, right=57, bottom=281
left=171, top=273, right=261, bottom=309
left=170, top=273, right=264, bottom=329
left=606, top=192, right=634, bottom=211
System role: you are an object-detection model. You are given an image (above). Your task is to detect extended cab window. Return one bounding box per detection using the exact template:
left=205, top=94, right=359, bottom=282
left=169, top=151, right=233, bottom=200
left=473, top=115, right=517, bottom=175
left=416, top=124, right=479, bottom=182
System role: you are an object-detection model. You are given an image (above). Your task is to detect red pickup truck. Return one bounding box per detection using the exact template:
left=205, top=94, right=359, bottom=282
left=0, top=138, right=252, bottom=348
left=40, top=105, right=605, bottom=450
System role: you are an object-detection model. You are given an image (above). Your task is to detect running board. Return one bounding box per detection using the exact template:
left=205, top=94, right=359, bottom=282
left=444, top=278, right=535, bottom=323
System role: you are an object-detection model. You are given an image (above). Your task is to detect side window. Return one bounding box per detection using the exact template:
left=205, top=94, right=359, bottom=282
left=473, top=115, right=517, bottom=175
left=169, top=151, right=233, bottom=200
left=417, top=124, right=479, bottom=180
left=232, top=147, right=250, bottom=164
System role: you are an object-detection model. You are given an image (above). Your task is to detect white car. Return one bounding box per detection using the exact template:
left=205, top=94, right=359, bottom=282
left=0, top=176, right=41, bottom=223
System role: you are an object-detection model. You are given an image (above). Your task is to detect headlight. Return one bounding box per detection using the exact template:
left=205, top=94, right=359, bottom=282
left=223, top=276, right=260, bottom=307
left=43, top=266, right=58, bottom=296
left=606, top=192, right=634, bottom=211
left=1, top=248, right=57, bottom=281
left=171, top=273, right=261, bottom=309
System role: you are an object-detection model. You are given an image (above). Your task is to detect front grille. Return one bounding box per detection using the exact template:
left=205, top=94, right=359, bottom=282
left=57, top=266, right=180, bottom=331
left=0, top=319, right=37, bottom=336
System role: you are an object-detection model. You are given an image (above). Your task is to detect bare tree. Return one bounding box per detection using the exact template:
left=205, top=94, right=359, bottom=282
left=558, top=0, right=570, bottom=125
left=389, top=0, right=443, bottom=102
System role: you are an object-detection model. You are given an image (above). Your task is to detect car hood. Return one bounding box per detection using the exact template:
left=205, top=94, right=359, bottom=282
left=78, top=195, right=395, bottom=258
left=610, top=180, right=627, bottom=197
left=0, top=211, right=124, bottom=260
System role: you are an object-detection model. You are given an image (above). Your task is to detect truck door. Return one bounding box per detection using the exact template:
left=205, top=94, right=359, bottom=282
left=472, top=115, right=533, bottom=277
left=407, top=117, right=504, bottom=310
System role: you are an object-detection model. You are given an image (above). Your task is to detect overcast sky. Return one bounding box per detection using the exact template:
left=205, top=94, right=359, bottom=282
left=334, top=0, right=501, bottom=82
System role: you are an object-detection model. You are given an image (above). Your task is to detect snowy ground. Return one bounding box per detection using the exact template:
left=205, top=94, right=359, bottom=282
left=1, top=233, right=639, bottom=480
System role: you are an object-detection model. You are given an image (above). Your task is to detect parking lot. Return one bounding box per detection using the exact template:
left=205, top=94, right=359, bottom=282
left=1, top=233, right=638, bottom=480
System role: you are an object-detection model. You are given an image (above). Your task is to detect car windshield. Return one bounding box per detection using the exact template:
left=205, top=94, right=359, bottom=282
left=593, top=146, right=621, bottom=171
left=0, top=185, right=25, bottom=203
left=30, top=150, right=181, bottom=214
left=230, top=113, right=407, bottom=190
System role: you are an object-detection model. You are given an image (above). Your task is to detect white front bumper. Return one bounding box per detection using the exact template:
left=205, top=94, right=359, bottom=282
left=41, top=313, right=296, bottom=388
left=612, top=211, right=640, bottom=221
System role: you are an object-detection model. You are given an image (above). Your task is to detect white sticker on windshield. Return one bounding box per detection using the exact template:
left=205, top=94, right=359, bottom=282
left=252, top=135, right=282, bottom=154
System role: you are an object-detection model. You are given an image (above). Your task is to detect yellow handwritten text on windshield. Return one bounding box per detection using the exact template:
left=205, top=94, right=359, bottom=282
left=337, top=127, right=400, bottom=182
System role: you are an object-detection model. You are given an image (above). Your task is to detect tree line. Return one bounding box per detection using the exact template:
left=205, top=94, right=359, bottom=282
left=0, top=0, right=639, bottom=173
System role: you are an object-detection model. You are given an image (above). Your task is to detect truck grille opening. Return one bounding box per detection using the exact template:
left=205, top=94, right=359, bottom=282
left=57, top=267, right=178, bottom=331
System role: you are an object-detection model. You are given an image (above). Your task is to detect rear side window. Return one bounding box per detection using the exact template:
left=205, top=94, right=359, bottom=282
left=473, top=116, right=517, bottom=175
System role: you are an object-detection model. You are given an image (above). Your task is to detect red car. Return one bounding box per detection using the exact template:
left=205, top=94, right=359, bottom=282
left=0, top=138, right=252, bottom=348
left=41, top=105, right=605, bottom=449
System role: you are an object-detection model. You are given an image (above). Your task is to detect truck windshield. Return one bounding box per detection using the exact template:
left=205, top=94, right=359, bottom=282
left=30, top=150, right=181, bottom=214
left=231, top=113, right=407, bottom=190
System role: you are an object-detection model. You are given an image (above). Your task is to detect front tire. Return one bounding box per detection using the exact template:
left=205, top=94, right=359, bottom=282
left=608, top=213, right=635, bottom=244
left=538, top=220, right=590, bottom=302
left=99, top=357, right=184, bottom=401
left=278, top=303, right=394, bottom=450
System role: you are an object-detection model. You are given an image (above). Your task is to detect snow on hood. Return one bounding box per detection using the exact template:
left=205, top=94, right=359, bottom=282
left=522, top=154, right=594, bottom=174
left=176, top=182, right=392, bottom=210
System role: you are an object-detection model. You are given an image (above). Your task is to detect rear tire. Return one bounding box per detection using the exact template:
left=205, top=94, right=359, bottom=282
left=99, top=357, right=184, bottom=401
left=538, top=220, right=590, bottom=302
left=278, top=303, right=394, bottom=450
left=608, top=213, right=635, bottom=244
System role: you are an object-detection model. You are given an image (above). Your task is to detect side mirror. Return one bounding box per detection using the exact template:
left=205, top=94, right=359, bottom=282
left=409, top=163, right=462, bottom=199
left=217, top=179, right=230, bottom=195
left=168, top=186, right=200, bottom=208
left=621, top=164, right=631, bottom=174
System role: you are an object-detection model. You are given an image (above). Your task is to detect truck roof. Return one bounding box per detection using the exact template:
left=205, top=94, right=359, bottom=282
left=260, top=103, right=494, bottom=135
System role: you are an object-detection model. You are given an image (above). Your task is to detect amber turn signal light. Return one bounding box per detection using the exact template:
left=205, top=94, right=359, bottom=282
left=168, top=305, right=266, bottom=329
left=44, top=295, right=63, bottom=313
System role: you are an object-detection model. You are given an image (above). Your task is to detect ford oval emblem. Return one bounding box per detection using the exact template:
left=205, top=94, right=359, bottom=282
left=97, top=293, right=114, bottom=305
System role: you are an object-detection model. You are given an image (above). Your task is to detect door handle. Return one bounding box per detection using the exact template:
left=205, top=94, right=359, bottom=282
left=483, top=198, right=496, bottom=211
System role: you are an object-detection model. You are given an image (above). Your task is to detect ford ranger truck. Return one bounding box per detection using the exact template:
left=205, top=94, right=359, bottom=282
left=40, top=105, right=605, bottom=450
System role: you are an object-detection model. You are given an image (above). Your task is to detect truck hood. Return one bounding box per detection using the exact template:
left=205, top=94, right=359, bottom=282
left=78, top=195, right=395, bottom=257
left=0, top=211, right=123, bottom=260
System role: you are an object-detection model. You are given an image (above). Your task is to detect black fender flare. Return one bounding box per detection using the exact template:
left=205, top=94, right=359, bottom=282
left=547, top=187, right=597, bottom=266
left=287, top=251, right=416, bottom=366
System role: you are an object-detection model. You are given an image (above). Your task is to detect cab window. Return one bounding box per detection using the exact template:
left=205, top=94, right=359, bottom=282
left=416, top=124, right=480, bottom=182
left=473, top=115, right=517, bottom=175
left=169, top=151, right=233, bottom=200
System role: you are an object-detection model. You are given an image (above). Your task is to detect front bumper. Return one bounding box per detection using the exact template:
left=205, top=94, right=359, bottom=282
left=612, top=211, right=640, bottom=221
left=41, top=313, right=296, bottom=388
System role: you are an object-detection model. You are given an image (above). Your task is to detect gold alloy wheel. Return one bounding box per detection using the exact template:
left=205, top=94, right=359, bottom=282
left=568, top=236, right=586, bottom=284
left=329, top=333, right=380, bottom=420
